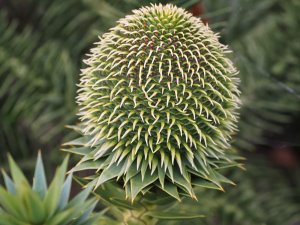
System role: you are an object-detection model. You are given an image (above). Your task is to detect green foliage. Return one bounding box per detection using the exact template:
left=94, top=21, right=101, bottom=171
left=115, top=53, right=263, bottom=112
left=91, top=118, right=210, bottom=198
left=0, top=0, right=99, bottom=160
left=65, top=4, right=242, bottom=201
left=0, top=153, right=99, bottom=225
left=159, top=158, right=300, bottom=225
left=76, top=158, right=300, bottom=225
left=203, top=0, right=300, bottom=149
left=74, top=175, right=205, bottom=225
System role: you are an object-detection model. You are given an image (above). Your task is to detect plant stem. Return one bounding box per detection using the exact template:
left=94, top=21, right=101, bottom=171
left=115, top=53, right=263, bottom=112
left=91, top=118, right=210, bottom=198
left=121, top=208, right=158, bottom=225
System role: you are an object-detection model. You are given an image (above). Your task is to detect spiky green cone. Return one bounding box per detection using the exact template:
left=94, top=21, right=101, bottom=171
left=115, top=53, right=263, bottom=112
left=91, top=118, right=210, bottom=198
left=0, top=153, right=99, bottom=225
left=65, top=4, right=241, bottom=201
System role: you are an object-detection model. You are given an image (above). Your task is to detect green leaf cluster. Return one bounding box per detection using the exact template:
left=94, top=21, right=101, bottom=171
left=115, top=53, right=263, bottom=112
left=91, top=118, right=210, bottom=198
left=75, top=175, right=205, bottom=225
left=0, top=153, right=99, bottom=225
left=159, top=158, right=300, bottom=225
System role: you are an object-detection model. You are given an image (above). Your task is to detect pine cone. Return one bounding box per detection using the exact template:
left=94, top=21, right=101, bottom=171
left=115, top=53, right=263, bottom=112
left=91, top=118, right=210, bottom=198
left=67, top=4, right=241, bottom=201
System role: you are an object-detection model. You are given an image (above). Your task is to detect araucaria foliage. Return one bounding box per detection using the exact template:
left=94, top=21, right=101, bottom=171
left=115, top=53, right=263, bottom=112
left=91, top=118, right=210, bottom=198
left=67, top=4, right=241, bottom=201
left=0, top=154, right=98, bottom=225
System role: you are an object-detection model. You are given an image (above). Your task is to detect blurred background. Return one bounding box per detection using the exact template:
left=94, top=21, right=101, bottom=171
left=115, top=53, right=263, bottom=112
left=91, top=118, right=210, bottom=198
left=0, top=0, right=299, bottom=224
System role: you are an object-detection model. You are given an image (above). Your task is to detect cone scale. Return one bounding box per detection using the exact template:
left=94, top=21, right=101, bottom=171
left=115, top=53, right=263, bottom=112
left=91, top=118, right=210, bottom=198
left=66, top=4, right=241, bottom=201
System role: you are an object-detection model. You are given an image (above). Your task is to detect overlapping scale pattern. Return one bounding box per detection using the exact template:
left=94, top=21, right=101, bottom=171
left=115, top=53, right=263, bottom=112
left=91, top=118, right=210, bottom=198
left=68, top=4, right=241, bottom=200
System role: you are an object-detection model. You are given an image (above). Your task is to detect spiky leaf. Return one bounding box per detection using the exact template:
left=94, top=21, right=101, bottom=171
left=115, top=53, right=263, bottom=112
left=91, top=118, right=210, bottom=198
left=0, top=154, right=99, bottom=225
